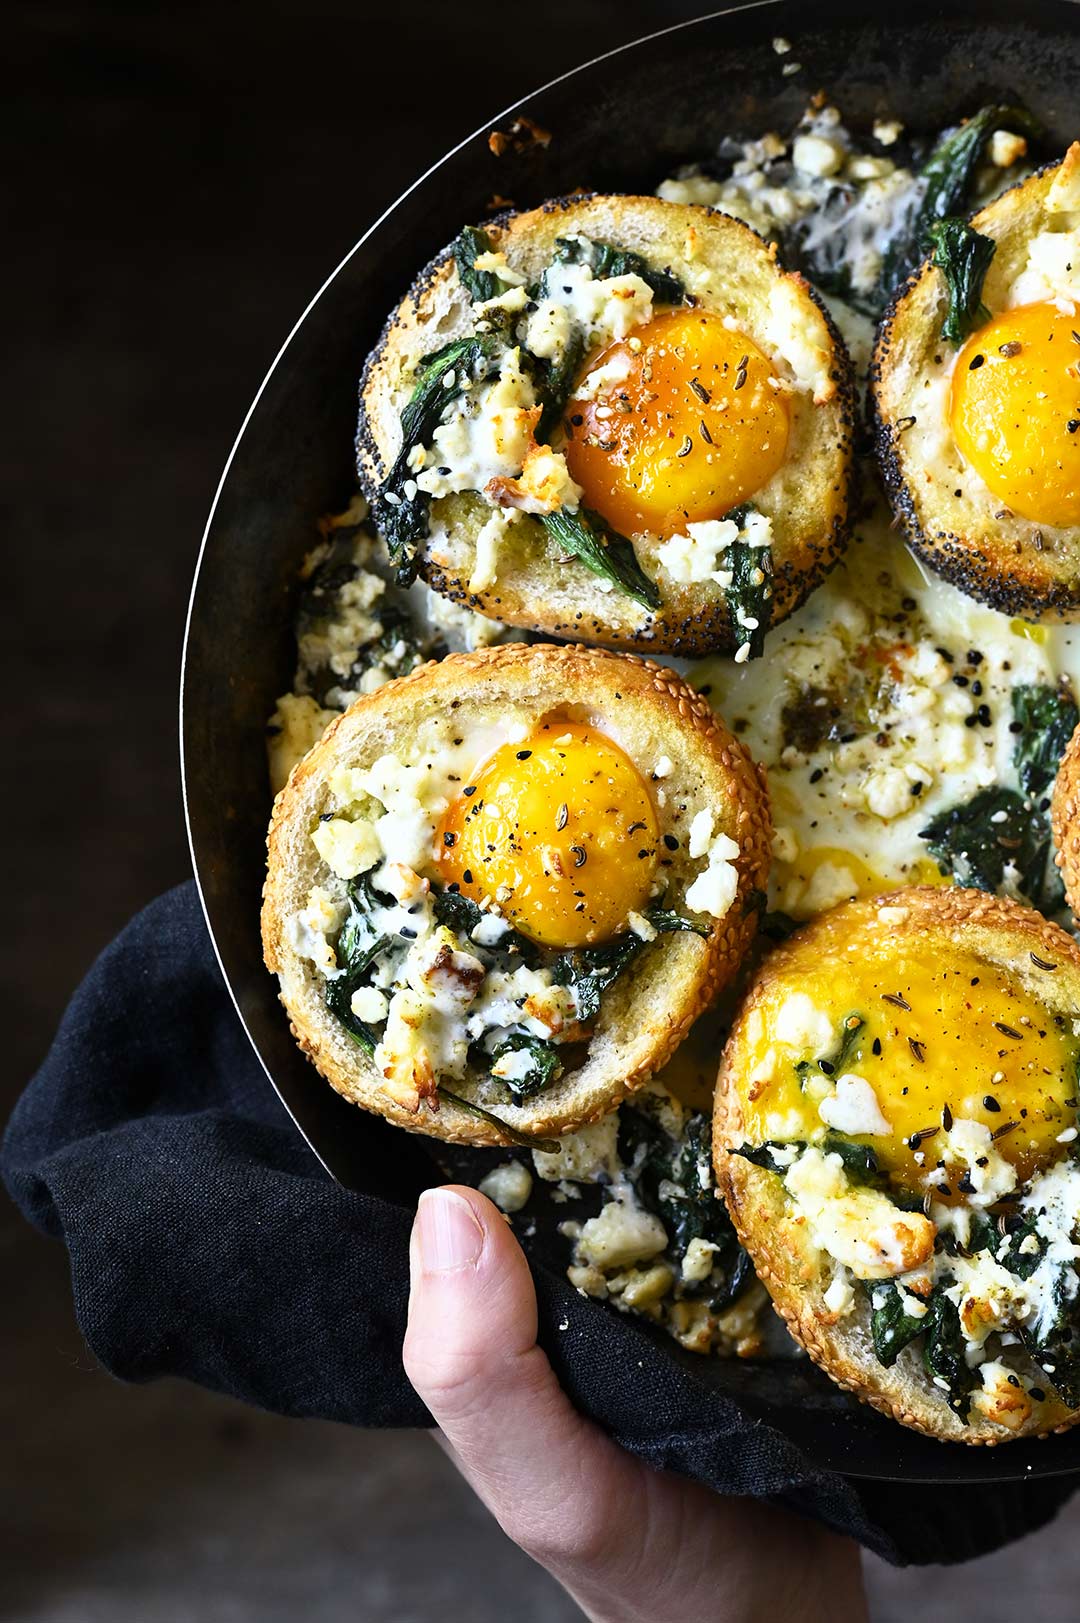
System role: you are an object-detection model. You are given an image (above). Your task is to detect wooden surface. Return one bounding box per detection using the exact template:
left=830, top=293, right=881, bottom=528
left=5, top=1, right=1080, bottom=1615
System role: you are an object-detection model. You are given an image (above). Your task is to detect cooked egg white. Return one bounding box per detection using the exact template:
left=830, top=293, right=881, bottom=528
left=693, top=507, right=1080, bottom=919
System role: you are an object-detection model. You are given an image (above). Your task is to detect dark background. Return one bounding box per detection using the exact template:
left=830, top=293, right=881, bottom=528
left=5, top=3, right=1080, bottom=1617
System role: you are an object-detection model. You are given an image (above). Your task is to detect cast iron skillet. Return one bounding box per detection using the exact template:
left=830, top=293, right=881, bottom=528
left=182, top=0, right=1080, bottom=1481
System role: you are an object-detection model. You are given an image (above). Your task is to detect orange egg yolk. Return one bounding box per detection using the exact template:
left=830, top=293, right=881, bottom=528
left=739, top=921, right=1079, bottom=1198
left=563, top=309, right=790, bottom=539
left=949, top=301, right=1080, bottom=528
left=433, top=720, right=659, bottom=949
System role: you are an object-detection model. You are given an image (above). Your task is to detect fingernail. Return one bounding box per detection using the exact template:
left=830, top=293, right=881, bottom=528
left=416, top=1188, right=485, bottom=1273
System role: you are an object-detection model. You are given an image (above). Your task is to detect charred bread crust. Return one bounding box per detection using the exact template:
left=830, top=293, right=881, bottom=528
left=357, top=193, right=858, bottom=656
left=715, top=886, right=1080, bottom=1443
left=870, top=156, right=1080, bottom=621
left=1052, top=717, right=1080, bottom=919
left=263, top=642, right=772, bottom=1146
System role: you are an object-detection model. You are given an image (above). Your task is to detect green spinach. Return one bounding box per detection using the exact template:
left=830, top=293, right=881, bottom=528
left=726, top=536, right=773, bottom=661
left=324, top=876, right=395, bottom=1054
left=868, top=1282, right=927, bottom=1367
left=919, top=785, right=1062, bottom=914
left=452, top=225, right=505, bottom=303
left=539, top=507, right=661, bottom=611
left=928, top=217, right=995, bottom=344
left=535, top=328, right=587, bottom=443
left=619, top=1106, right=753, bottom=1308
left=882, top=104, right=1040, bottom=293
left=488, top=1033, right=563, bottom=1099
left=1013, top=683, right=1079, bottom=798
left=375, top=335, right=498, bottom=582
left=922, top=1289, right=977, bottom=1420
left=549, top=905, right=701, bottom=1020
left=1021, top=1268, right=1080, bottom=1407
left=550, top=235, right=686, bottom=306
left=436, top=1085, right=560, bottom=1153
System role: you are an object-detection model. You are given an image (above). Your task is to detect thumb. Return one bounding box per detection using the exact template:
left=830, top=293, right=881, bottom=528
left=403, top=1184, right=636, bottom=1567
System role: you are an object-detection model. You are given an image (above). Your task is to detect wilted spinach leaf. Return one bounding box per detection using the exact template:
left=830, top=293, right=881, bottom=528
left=919, top=785, right=1061, bottom=913
left=1021, top=1266, right=1080, bottom=1408
left=928, top=217, right=995, bottom=344
left=453, top=225, right=505, bottom=302
left=436, top=1085, right=560, bottom=1153
left=324, top=876, right=395, bottom=1053
left=726, top=538, right=773, bottom=660
left=619, top=1106, right=752, bottom=1309
left=1013, top=683, right=1079, bottom=798
left=882, top=104, right=1040, bottom=293
left=868, top=1281, right=926, bottom=1367
left=540, top=507, right=661, bottom=611
left=922, top=1289, right=977, bottom=1420
left=374, top=335, right=498, bottom=582
left=549, top=906, right=702, bottom=1020
left=488, top=1033, right=563, bottom=1099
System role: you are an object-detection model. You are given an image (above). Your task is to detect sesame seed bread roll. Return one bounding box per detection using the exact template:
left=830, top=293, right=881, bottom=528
left=716, top=887, right=1080, bottom=1443
left=263, top=643, right=771, bottom=1146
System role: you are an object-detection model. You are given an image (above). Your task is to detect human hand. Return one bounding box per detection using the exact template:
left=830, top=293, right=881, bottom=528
left=403, top=1185, right=868, bottom=1623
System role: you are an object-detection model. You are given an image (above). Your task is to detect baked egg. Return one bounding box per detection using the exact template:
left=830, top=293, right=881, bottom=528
left=435, top=719, right=659, bottom=948
left=358, top=193, right=856, bottom=658
left=872, top=143, right=1080, bottom=619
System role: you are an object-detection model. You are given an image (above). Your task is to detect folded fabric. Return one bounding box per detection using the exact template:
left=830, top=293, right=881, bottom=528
left=4, top=882, right=1075, bottom=1564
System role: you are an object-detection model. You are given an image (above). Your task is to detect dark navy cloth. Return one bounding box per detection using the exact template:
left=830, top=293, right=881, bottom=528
left=4, top=882, right=1075, bottom=1565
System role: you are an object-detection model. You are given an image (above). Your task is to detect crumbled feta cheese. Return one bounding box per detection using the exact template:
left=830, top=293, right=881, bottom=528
left=1010, top=228, right=1080, bottom=307
left=774, top=992, right=835, bottom=1057
left=681, top=1237, right=718, bottom=1283
left=533, top=1114, right=621, bottom=1185
left=627, top=910, right=658, bottom=942
left=763, top=276, right=835, bottom=403
left=654, top=511, right=773, bottom=587
left=785, top=1148, right=936, bottom=1279
left=792, top=134, right=845, bottom=178
left=818, top=1072, right=892, bottom=1137
left=873, top=119, right=903, bottom=147
left=416, top=347, right=538, bottom=500
left=287, top=885, right=347, bottom=975
left=350, top=985, right=389, bottom=1025
left=989, top=129, right=1028, bottom=168
left=576, top=1199, right=668, bottom=1270
left=267, top=693, right=334, bottom=794
left=523, top=253, right=655, bottom=366
left=822, top=1271, right=855, bottom=1316
left=469, top=507, right=516, bottom=593
left=687, top=809, right=716, bottom=860
left=478, top=1161, right=534, bottom=1213
left=297, top=569, right=386, bottom=680
left=684, top=832, right=740, bottom=918
left=310, top=815, right=381, bottom=880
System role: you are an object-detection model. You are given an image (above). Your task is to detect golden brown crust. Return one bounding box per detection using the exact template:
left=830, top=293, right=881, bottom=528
left=1052, top=717, right=1080, bottom=920
left=357, top=193, right=857, bottom=655
left=263, top=642, right=771, bottom=1146
left=715, top=886, right=1080, bottom=1443
left=870, top=154, right=1080, bottom=621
